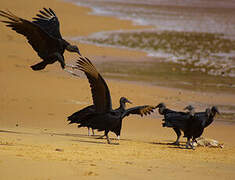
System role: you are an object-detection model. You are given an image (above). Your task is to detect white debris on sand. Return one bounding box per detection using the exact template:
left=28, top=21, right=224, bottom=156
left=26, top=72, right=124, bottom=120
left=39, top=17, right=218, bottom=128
left=193, top=137, right=224, bottom=148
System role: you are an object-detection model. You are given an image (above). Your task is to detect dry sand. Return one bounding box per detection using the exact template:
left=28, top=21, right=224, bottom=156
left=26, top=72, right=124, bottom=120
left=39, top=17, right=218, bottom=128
left=0, top=0, right=235, bottom=179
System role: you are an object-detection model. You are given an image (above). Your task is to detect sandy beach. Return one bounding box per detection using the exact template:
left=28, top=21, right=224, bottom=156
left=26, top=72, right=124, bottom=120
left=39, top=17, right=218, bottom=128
left=0, top=0, right=235, bottom=179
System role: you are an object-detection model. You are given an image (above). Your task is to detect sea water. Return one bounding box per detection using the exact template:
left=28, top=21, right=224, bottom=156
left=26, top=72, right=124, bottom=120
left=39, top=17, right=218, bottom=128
left=68, top=0, right=235, bottom=77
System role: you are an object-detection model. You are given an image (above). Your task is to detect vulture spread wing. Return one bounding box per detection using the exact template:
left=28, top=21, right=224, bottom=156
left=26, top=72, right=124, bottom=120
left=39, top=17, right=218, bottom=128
left=32, top=8, right=62, bottom=39
left=76, top=57, right=112, bottom=113
left=122, top=105, right=155, bottom=118
left=0, top=10, right=58, bottom=58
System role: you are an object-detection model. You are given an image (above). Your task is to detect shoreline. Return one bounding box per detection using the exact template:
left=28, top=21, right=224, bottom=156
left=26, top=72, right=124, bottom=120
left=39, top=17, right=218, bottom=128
left=89, top=55, right=235, bottom=94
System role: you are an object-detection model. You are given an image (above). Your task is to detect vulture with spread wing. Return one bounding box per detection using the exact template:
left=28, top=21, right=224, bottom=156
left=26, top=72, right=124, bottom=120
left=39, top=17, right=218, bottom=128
left=67, top=57, right=156, bottom=144
left=0, top=8, right=81, bottom=70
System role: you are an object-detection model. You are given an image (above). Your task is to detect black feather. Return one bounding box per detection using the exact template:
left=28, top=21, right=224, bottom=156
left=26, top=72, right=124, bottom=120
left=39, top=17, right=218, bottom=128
left=0, top=8, right=80, bottom=70
left=36, top=14, right=47, bottom=19
left=43, top=8, right=53, bottom=16
left=39, top=10, right=50, bottom=17
left=49, top=8, right=56, bottom=16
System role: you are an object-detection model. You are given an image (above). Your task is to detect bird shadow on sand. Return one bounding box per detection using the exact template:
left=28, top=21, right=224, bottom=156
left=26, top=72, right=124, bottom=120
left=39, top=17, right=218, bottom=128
left=168, top=146, right=195, bottom=150
left=46, top=132, right=131, bottom=142
left=150, top=141, right=188, bottom=149
left=43, top=132, right=102, bottom=138
left=0, top=129, right=33, bottom=135
left=71, top=139, right=120, bottom=145
left=46, top=132, right=120, bottom=145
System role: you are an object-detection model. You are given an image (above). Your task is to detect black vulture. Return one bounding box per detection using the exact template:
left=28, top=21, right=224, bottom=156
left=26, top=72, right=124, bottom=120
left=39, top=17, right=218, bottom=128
left=156, top=103, right=194, bottom=146
left=185, top=106, right=220, bottom=149
left=0, top=8, right=81, bottom=71
left=67, top=57, right=156, bottom=144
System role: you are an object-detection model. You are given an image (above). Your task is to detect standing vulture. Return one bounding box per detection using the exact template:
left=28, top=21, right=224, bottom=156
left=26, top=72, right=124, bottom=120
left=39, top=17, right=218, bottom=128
left=185, top=106, right=220, bottom=149
left=156, top=103, right=194, bottom=146
left=0, top=8, right=81, bottom=70
left=67, top=57, right=156, bottom=144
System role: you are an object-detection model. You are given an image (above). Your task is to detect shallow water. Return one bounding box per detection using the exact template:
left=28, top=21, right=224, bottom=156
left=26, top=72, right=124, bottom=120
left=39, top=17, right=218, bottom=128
left=68, top=0, right=235, bottom=77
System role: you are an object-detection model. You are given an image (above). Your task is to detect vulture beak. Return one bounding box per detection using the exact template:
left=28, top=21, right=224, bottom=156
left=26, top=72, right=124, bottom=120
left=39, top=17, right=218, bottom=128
left=184, top=106, right=190, bottom=110
left=213, top=106, right=220, bottom=115
left=127, top=99, right=132, bottom=104
left=76, top=49, right=82, bottom=56
left=156, top=104, right=161, bottom=108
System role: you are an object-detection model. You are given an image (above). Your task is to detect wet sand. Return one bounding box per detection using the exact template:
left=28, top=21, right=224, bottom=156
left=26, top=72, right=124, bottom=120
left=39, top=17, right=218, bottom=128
left=0, top=0, right=235, bottom=179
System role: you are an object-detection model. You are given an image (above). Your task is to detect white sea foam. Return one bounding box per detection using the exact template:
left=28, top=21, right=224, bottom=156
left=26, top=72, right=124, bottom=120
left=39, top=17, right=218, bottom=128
left=67, top=0, right=235, bottom=36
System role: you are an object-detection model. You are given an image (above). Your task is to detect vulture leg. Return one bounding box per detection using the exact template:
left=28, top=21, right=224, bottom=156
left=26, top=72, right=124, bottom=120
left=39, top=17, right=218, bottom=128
left=186, top=137, right=194, bottom=149
left=66, top=64, right=76, bottom=69
left=105, top=130, right=111, bottom=144
left=31, top=61, right=48, bottom=71
left=88, top=127, right=91, bottom=136
left=53, top=52, right=65, bottom=69
left=87, top=127, right=95, bottom=136
left=191, top=138, right=196, bottom=150
left=186, top=137, right=191, bottom=149
left=171, top=128, right=181, bottom=145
